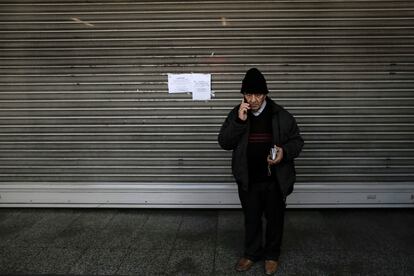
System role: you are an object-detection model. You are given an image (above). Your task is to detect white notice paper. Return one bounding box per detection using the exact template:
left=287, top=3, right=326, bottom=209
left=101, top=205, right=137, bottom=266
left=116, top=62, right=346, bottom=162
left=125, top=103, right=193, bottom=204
left=168, top=73, right=211, bottom=101
left=191, top=74, right=211, bottom=101
left=168, top=74, right=193, bottom=93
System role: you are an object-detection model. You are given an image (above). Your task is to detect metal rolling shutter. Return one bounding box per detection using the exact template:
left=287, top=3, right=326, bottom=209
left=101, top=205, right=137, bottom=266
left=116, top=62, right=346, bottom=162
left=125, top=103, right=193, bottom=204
left=0, top=0, right=413, bottom=207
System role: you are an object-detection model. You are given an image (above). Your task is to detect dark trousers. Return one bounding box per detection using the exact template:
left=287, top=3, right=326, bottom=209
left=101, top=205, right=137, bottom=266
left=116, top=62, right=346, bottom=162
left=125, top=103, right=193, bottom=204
left=238, top=182, right=286, bottom=261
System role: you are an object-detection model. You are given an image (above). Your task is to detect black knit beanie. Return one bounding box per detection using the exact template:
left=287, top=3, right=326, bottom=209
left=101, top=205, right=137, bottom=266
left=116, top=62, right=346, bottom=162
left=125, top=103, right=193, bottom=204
left=240, top=68, right=269, bottom=94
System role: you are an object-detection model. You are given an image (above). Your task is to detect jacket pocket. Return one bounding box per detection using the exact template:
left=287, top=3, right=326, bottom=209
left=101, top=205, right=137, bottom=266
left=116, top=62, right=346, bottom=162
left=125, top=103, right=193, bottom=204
left=275, top=161, right=296, bottom=196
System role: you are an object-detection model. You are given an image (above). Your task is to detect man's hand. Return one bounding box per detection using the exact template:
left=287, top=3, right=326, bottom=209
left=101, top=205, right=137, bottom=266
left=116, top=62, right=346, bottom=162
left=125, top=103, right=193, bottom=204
left=238, top=99, right=250, bottom=121
left=267, top=146, right=283, bottom=165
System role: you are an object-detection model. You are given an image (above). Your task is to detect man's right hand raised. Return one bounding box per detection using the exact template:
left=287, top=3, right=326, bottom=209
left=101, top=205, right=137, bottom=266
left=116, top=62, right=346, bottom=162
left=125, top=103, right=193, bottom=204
left=238, top=99, right=250, bottom=121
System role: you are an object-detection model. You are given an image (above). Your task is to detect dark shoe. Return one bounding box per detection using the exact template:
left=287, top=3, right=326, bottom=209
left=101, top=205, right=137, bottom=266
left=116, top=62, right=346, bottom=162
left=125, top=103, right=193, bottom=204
left=235, top=257, right=254, bottom=272
left=264, top=260, right=279, bottom=275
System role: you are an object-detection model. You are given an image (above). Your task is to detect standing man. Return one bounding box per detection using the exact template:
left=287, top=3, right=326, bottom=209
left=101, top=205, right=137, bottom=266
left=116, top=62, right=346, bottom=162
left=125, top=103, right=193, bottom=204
left=218, top=68, right=304, bottom=275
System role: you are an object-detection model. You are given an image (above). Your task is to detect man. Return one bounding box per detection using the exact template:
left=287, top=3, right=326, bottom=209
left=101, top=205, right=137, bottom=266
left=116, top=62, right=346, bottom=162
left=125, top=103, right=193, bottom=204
left=218, top=68, right=304, bottom=275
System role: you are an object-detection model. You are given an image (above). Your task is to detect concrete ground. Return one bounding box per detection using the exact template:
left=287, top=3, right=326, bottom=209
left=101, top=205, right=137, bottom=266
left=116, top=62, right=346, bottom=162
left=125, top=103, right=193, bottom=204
left=0, top=208, right=412, bottom=276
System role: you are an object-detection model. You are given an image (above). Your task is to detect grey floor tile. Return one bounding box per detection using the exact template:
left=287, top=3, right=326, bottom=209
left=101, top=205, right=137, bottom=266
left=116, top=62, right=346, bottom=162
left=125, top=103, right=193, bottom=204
left=0, top=246, right=44, bottom=275
left=174, top=212, right=217, bottom=250
left=174, top=230, right=216, bottom=250
left=0, top=223, right=23, bottom=246
left=216, top=230, right=244, bottom=253
left=117, top=248, right=170, bottom=275
left=13, top=225, right=63, bottom=247
left=130, top=231, right=176, bottom=251
left=52, top=228, right=100, bottom=249
left=179, top=210, right=217, bottom=232
left=217, top=210, right=244, bottom=233
left=141, top=210, right=182, bottom=233
left=371, top=209, right=414, bottom=254
left=0, top=208, right=21, bottom=224
left=276, top=248, right=343, bottom=276
left=284, top=210, right=339, bottom=251
left=0, top=246, right=25, bottom=274
left=48, top=211, right=116, bottom=250
left=12, top=210, right=80, bottom=247
left=18, top=247, right=84, bottom=275
left=104, top=209, right=149, bottom=231
left=68, top=209, right=116, bottom=230
left=405, top=254, right=414, bottom=275
left=277, top=247, right=413, bottom=276
left=166, top=248, right=215, bottom=276
left=216, top=211, right=246, bottom=257
left=214, top=247, right=239, bottom=276
left=88, top=227, right=138, bottom=249
left=69, top=247, right=128, bottom=275
left=321, top=210, right=401, bottom=253
left=344, top=250, right=412, bottom=276
left=0, top=209, right=53, bottom=246
left=282, top=224, right=338, bottom=253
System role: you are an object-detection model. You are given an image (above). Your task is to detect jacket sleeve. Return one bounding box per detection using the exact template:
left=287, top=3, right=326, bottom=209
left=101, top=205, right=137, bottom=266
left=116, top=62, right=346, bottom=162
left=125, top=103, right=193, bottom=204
left=218, top=107, right=248, bottom=150
left=281, top=113, right=304, bottom=161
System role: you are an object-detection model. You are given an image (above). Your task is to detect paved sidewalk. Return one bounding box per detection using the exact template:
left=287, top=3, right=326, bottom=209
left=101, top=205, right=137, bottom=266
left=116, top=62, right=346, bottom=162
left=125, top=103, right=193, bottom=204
left=0, top=208, right=413, bottom=275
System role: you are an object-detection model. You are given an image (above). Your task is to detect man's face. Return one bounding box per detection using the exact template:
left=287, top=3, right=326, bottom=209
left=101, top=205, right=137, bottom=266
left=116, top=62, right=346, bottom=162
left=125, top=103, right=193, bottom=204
left=244, top=93, right=266, bottom=112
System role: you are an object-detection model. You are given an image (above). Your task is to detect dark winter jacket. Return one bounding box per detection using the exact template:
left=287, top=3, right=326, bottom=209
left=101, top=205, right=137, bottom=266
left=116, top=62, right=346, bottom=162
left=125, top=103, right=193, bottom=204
left=218, top=97, right=304, bottom=198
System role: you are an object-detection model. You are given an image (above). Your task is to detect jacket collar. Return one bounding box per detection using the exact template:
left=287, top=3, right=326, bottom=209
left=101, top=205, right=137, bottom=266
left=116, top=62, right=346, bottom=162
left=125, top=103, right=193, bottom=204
left=266, top=96, right=283, bottom=114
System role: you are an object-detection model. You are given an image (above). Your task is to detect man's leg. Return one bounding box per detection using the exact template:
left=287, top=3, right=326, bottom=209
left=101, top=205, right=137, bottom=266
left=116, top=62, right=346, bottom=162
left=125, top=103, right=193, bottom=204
left=238, top=187, right=265, bottom=261
left=263, top=185, right=286, bottom=261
